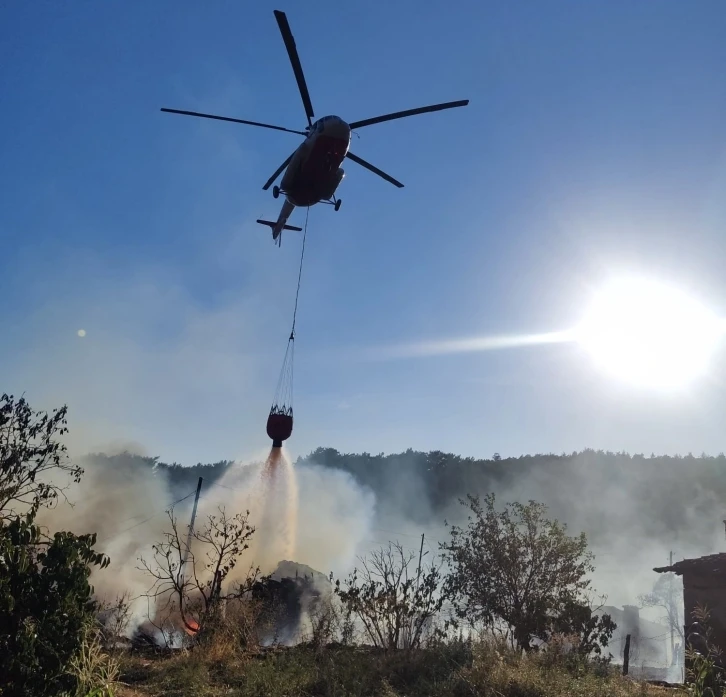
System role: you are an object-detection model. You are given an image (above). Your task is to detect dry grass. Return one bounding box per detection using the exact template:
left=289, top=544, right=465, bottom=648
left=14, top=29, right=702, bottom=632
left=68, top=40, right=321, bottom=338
left=61, top=623, right=120, bottom=697
left=114, top=638, right=682, bottom=697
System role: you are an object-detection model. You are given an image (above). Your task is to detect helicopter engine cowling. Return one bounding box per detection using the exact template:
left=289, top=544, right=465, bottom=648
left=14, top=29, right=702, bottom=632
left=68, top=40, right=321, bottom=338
left=321, top=168, right=345, bottom=200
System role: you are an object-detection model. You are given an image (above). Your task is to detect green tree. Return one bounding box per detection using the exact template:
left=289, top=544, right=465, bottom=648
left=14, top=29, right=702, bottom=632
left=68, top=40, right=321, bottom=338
left=0, top=393, right=82, bottom=521
left=0, top=515, right=109, bottom=696
left=442, top=494, right=598, bottom=652
left=0, top=393, right=110, bottom=696
left=549, top=597, right=617, bottom=658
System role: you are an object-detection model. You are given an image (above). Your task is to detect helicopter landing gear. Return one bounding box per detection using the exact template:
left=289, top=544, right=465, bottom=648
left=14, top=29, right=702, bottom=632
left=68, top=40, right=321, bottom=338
left=322, top=195, right=343, bottom=210
left=272, top=185, right=280, bottom=199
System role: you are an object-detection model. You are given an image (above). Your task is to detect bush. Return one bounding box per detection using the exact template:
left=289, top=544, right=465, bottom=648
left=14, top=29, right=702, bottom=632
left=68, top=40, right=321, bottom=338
left=0, top=516, right=110, bottom=696
left=442, top=494, right=612, bottom=654
left=0, top=393, right=111, bottom=697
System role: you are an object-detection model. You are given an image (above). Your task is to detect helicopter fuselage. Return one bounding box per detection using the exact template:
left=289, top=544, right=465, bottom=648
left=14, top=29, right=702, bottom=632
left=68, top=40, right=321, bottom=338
left=281, top=115, right=351, bottom=206
left=264, top=115, right=351, bottom=244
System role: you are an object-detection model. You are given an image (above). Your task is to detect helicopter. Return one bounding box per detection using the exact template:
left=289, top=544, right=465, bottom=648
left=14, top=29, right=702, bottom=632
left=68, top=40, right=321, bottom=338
left=161, top=10, right=469, bottom=246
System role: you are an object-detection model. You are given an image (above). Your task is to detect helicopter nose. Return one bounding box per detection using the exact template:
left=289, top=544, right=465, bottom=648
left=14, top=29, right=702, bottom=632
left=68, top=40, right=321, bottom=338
left=328, top=117, right=351, bottom=139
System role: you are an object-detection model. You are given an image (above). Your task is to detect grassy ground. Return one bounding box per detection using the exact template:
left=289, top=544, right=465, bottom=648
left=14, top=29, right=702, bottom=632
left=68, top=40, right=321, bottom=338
left=114, top=641, right=680, bottom=697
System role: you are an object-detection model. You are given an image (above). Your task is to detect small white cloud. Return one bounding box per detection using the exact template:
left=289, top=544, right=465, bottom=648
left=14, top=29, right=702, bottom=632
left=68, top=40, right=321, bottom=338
left=337, top=400, right=351, bottom=410
left=77, top=329, right=87, bottom=338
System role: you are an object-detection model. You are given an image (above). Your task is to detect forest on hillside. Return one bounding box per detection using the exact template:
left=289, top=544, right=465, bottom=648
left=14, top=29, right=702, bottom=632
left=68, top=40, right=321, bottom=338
left=96, top=447, right=726, bottom=557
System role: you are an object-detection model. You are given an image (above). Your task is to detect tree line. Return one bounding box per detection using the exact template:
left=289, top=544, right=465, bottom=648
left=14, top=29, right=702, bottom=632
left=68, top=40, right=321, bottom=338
left=108, top=445, right=726, bottom=553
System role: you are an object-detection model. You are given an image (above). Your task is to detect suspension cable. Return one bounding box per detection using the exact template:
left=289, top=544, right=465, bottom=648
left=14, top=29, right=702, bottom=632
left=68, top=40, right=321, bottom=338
left=289, top=206, right=309, bottom=341
left=271, top=206, right=309, bottom=413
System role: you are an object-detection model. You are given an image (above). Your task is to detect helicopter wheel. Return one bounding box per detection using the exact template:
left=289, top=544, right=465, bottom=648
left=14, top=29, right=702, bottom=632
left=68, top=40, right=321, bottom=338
left=272, top=186, right=280, bottom=199
left=334, top=199, right=342, bottom=211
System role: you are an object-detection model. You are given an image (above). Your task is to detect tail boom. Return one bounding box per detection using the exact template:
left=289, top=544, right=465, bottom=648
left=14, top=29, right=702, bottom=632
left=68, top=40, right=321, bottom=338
left=257, top=200, right=298, bottom=246
left=256, top=220, right=303, bottom=232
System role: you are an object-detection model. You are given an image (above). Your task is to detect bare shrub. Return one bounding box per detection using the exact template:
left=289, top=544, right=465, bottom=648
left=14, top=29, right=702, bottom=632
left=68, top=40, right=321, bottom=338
left=138, top=504, right=262, bottom=641
left=304, top=594, right=347, bottom=650
left=96, top=592, right=133, bottom=650
left=334, top=541, right=449, bottom=650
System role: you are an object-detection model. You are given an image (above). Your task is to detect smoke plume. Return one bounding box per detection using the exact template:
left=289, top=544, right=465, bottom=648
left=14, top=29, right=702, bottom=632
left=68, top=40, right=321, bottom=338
left=300, top=448, right=726, bottom=614
left=33, top=445, right=375, bottom=635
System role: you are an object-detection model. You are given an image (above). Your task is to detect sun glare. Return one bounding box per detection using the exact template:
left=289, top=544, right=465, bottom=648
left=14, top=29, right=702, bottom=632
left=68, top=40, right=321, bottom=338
left=576, top=278, right=723, bottom=388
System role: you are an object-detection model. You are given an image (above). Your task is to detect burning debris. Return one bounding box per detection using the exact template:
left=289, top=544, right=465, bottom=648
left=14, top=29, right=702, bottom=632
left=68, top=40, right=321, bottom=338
left=126, top=560, right=329, bottom=650
left=184, top=619, right=200, bottom=637
left=123, top=451, right=307, bottom=651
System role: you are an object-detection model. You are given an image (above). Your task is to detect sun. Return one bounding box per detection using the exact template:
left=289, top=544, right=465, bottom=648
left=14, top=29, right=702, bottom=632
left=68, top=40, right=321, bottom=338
left=576, top=277, right=723, bottom=388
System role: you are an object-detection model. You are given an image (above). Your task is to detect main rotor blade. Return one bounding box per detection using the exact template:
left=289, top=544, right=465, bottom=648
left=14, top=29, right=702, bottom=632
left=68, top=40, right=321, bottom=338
left=273, top=10, right=314, bottom=127
left=160, top=108, right=306, bottom=135
left=263, top=152, right=295, bottom=190
left=349, top=100, right=469, bottom=130
left=346, top=151, right=404, bottom=188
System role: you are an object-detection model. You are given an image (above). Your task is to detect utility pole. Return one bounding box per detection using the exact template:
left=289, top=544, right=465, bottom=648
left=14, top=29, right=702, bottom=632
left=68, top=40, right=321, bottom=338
left=415, top=533, right=425, bottom=590
left=669, top=551, right=675, bottom=659
left=179, top=477, right=203, bottom=586
left=623, top=634, right=631, bottom=676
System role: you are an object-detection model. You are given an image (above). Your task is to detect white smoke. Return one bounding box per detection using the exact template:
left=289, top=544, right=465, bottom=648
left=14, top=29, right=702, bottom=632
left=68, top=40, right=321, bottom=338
left=293, top=462, right=376, bottom=577
left=33, top=445, right=376, bottom=636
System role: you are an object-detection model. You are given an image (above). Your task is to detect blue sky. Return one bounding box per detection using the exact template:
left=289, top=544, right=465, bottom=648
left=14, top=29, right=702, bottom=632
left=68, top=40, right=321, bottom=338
left=2, top=0, right=726, bottom=465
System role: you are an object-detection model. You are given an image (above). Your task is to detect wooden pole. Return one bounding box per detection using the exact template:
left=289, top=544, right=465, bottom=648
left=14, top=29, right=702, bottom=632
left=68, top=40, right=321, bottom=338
left=623, top=634, right=631, bottom=676
left=415, top=533, right=425, bottom=590
left=180, top=477, right=203, bottom=585
left=669, top=551, right=675, bottom=660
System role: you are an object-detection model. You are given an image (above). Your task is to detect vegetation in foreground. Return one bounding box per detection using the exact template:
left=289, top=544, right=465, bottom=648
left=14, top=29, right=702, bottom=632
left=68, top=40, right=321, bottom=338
left=0, top=392, right=709, bottom=697
left=114, top=637, right=674, bottom=697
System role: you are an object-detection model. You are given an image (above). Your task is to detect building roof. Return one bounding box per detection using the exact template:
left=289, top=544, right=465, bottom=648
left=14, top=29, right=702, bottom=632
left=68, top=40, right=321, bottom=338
left=654, top=553, right=726, bottom=576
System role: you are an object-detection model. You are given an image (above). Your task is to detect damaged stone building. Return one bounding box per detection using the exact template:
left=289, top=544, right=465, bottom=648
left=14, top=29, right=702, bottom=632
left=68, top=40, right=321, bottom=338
left=655, top=553, right=726, bottom=664
left=595, top=605, right=674, bottom=680
left=251, top=560, right=332, bottom=645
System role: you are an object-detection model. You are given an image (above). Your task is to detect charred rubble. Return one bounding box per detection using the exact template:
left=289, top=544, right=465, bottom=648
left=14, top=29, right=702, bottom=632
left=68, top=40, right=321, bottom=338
left=128, top=560, right=331, bottom=649
left=253, top=560, right=332, bottom=644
